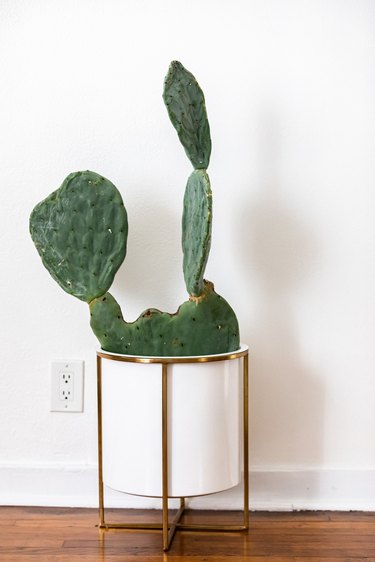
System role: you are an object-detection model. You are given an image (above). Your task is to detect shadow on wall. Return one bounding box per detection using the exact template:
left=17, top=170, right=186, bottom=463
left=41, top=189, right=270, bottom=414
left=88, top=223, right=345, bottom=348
left=240, top=112, right=325, bottom=493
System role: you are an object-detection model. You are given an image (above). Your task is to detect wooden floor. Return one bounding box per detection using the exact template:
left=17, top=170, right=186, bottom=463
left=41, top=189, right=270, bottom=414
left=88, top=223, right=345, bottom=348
left=1, top=507, right=375, bottom=561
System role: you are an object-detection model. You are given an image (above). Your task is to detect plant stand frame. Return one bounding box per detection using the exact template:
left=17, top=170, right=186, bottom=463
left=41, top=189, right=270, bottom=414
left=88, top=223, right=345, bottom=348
left=96, top=347, right=249, bottom=551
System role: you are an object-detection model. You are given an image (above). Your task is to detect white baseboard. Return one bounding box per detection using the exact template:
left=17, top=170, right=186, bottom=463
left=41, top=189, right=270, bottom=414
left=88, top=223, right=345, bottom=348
left=1, top=464, right=375, bottom=511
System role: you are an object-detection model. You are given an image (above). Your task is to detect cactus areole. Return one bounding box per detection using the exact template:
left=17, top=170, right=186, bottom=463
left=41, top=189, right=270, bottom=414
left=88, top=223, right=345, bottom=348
left=29, top=61, right=240, bottom=356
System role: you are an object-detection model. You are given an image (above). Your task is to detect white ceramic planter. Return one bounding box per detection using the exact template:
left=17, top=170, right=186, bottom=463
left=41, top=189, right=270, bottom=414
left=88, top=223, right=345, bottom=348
left=99, top=346, right=247, bottom=498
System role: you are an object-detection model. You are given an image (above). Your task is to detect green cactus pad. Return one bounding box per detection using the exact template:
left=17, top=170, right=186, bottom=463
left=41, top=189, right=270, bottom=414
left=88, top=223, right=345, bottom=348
left=30, top=171, right=128, bottom=302
left=89, top=282, right=239, bottom=356
left=182, top=170, right=212, bottom=296
left=163, top=60, right=211, bottom=169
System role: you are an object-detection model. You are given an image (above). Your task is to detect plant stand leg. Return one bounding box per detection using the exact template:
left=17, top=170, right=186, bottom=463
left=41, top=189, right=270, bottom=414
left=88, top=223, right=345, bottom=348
left=243, top=352, right=249, bottom=529
left=97, top=355, right=105, bottom=528
left=162, top=362, right=169, bottom=550
left=161, top=364, right=186, bottom=550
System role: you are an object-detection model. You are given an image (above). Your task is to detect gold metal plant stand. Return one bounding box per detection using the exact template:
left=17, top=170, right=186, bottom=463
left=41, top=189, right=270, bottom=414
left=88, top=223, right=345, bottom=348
left=96, top=347, right=249, bottom=551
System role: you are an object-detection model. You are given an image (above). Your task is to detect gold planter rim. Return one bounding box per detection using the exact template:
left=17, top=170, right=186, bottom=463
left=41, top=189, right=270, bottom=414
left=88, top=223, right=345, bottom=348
left=97, top=343, right=249, bottom=364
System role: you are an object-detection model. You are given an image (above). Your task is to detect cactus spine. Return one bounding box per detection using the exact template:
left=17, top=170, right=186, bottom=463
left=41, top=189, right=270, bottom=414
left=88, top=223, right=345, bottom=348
left=30, top=61, right=240, bottom=356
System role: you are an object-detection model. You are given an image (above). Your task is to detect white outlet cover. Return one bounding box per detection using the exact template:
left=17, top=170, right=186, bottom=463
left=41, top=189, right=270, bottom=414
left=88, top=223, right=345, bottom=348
left=51, top=360, right=84, bottom=412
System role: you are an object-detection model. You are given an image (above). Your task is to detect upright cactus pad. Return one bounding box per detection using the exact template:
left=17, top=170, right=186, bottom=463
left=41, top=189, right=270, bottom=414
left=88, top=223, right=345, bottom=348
left=163, top=61, right=211, bottom=170
left=30, top=171, right=128, bottom=302
left=182, top=169, right=212, bottom=296
left=89, top=282, right=239, bottom=356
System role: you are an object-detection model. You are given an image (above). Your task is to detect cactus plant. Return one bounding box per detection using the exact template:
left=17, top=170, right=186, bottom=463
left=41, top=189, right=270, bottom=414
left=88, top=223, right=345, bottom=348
left=30, top=61, right=240, bottom=356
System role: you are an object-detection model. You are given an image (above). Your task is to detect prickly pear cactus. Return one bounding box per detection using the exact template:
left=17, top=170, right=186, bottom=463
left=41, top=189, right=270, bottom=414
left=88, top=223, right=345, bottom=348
left=30, top=171, right=128, bottom=302
left=163, top=60, right=211, bottom=169
left=29, top=61, right=240, bottom=356
left=182, top=169, right=212, bottom=297
left=89, top=282, right=238, bottom=356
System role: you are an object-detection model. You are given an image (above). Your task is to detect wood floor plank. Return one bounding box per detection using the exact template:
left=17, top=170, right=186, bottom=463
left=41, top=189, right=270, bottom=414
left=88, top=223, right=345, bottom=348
left=0, top=552, right=374, bottom=562
left=1, top=507, right=375, bottom=560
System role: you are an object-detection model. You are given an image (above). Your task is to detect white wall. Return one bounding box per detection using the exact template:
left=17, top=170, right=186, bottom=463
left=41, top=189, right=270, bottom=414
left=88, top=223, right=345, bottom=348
left=1, top=0, right=375, bottom=510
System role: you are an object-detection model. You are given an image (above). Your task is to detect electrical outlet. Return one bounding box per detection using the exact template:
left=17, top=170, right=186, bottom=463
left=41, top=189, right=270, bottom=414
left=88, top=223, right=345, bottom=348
left=51, top=361, right=84, bottom=412
left=60, top=372, right=74, bottom=402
